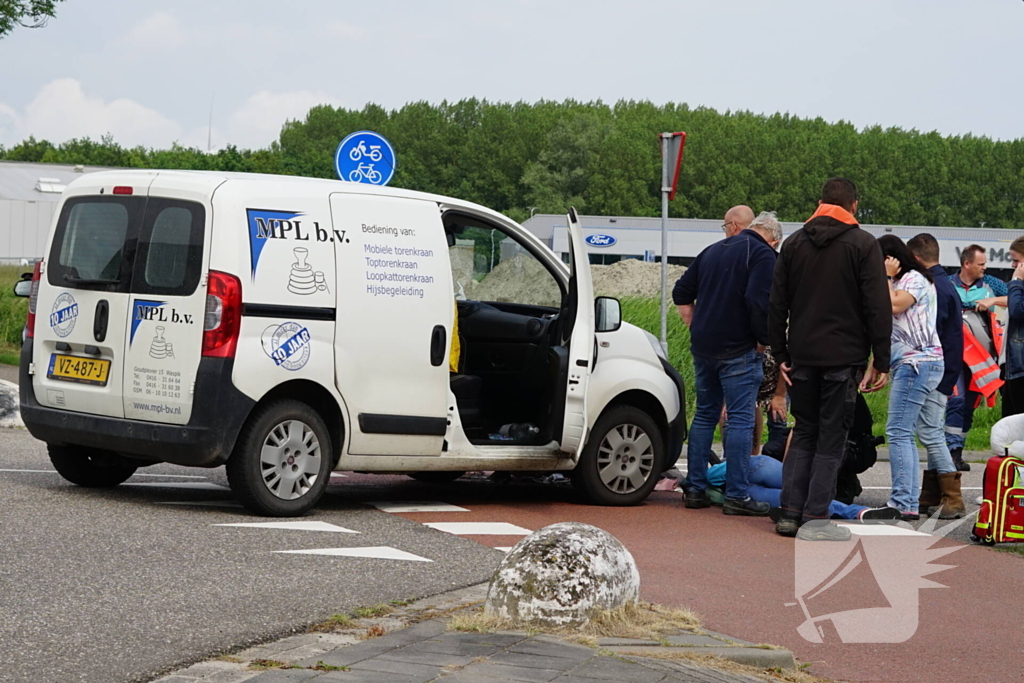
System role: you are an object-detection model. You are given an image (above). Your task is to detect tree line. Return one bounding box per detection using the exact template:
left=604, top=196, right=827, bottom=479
left=3, top=99, right=1023, bottom=228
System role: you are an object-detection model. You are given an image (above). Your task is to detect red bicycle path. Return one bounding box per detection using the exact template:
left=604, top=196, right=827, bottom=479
left=330, top=475, right=1023, bottom=683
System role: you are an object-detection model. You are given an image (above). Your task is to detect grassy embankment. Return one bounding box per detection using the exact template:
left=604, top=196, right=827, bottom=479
left=0, top=266, right=27, bottom=366
left=619, top=296, right=999, bottom=452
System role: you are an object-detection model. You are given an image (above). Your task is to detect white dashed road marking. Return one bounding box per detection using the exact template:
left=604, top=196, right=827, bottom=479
left=275, top=547, right=432, bottom=562
left=215, top=521, right=359, bottom=533
left=370, top=501, right=469, bottom=513
left=424, top=522, right=532, bottom=536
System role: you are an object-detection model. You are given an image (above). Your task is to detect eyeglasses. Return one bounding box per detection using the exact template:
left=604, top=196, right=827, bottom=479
left=721, top=221, right=735, bottom=233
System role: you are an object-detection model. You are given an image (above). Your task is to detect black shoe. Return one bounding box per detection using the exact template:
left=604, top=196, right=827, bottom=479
left=707, top=451, right=723, bottom=466
left=951, top=448, right=971, bottom=472
left=797, top=520, right=852, bottom=541
left=775, top=517, right=799, bottom=537
left=683, top=489, right=712, bottom=509
left=858, top=506, right=903, bottom=522
left=901, top=511, right=920, bottom=522
left=769, top=506, right=783, bottom=523
left=723, top=497, right=771, bottom=516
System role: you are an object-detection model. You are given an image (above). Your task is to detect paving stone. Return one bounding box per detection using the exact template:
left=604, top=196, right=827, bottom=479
left=429, top=631, right=529, bottom=647
left=568, top=657, right=666, bottom=683
left=662, top=634, right=737, bottom=647
left=487, top=651, right=582, bottom=671
left=295, top=639, right=401, bottom=668
left=404, top=639, right=502, bottom=658
left=204, top=671, right=262, bottom=683
left=318, top=670, right=422, bottom=683
left=370, top=619, right=448, bottom=646
left=458, top=662, right=564, bottom=683
left=594, top=638, right=662, bottom=647
left=245, top=669, right=322, bottom=682
left=507, top=638, right=596, bottom=662
left=627, top=656, right=764, bottom=683
left=150, top=678, right=202, bottom=683
left=376, top=646, right=476, bottom=668
left=700, top=630, right=756, bottom=647
left=176, top=662, right=241, bottom=678
left=414, top=671, right=499, bottom=683
left=552, top=677, right=665, bottom=683
left=347, top=656, right=443, bottom=681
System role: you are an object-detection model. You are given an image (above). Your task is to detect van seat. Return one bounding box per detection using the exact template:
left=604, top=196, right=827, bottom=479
left=450, top=373, right=482, bottom=430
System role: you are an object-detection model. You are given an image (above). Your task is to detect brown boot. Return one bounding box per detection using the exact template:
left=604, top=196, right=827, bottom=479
left=937, top=472, right=966, bottom=519
left=919, top=469, right=941, bottom=514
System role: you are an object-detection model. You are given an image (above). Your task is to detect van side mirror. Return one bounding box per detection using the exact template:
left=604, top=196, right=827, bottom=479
left=13, top=275, right=32, bottom=298
left=446, top=232, right=456, bottom=248
left=595, top=296, right=621, bottom=332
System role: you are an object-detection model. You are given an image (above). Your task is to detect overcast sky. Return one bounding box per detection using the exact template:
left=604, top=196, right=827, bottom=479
left=0, top=0, right=1020, bottom=150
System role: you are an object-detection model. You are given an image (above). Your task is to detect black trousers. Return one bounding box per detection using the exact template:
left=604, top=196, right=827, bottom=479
left=781, top=364, right=864, bottom=521
left=1002, top=378, right=1024, bottom=418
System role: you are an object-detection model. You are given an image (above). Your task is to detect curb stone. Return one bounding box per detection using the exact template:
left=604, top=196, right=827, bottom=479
left=149, top=583, right=797, bottom=682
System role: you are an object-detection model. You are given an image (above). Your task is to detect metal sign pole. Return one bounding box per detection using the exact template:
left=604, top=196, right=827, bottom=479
left=659, top=133, right=670, bottom=354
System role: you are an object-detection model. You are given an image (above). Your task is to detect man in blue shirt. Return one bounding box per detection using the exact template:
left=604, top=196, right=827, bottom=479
left=946, top=244, right=1007, bottom=470
left=673, top=210, right=778, bottom=516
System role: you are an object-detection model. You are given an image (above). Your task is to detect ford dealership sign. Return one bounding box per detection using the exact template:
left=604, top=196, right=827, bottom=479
left=585, top=234, right=617, bottom=248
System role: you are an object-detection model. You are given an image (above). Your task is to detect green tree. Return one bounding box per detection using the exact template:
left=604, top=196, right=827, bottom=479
left=1, top=0, right=65, bottom=39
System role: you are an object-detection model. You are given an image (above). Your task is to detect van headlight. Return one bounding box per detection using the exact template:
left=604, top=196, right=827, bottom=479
left=643, top=330, right=668, bottom=361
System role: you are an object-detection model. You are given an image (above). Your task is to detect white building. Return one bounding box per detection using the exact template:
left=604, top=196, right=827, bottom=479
left=522, top=213, right=1023, bottom=275
left=0, top=161, right=116, bottom=263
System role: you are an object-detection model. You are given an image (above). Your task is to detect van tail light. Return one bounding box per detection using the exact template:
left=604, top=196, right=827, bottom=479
left=202, top=271, right=242, bottom=358
left=25, top=261, right=41, bottom=339
left=112, top=186, right=133, bottom=195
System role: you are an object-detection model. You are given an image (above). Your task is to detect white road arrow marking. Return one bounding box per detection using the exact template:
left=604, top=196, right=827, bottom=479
left=274, top=547, right=432, bottom=562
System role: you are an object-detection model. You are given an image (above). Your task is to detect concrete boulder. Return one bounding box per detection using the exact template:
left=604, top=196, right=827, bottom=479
left=0, top=380, right=22, bottom=429
left=485, top=522, right=640, bottom=628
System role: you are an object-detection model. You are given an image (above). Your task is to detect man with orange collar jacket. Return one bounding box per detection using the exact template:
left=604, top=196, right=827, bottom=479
left=768, top=178, right=892, bottom=541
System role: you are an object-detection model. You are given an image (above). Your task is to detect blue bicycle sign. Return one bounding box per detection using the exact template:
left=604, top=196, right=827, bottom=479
left=335, top=131, right=396, bottom=186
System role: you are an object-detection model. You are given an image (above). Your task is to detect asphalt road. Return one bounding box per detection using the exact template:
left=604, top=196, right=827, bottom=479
left=0, top=429, right=500, bottom=683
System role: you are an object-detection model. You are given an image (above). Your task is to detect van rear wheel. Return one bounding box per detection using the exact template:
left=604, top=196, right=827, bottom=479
left=227, top=399, right=332, bottom=517
left=571, top=405, right=664, bottom=506
left=48, top=444, right=137, bottom=488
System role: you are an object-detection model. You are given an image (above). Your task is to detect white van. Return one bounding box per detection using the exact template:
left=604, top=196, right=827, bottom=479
left=17, top=170, right=686, bottom=516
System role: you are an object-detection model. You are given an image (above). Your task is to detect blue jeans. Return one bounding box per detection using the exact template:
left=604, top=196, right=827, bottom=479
left=886, top=360, right=943, bottom=513
left=918, top=389, right=957, bottom=474
left=744, top=456, right=866, bottom=520
left=944, top=370, right=979, bottom=451
left=687, top=349, right=762, bottom=501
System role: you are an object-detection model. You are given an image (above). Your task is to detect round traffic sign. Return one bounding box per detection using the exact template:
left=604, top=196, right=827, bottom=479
left=334, top=131, right=396, bottom=186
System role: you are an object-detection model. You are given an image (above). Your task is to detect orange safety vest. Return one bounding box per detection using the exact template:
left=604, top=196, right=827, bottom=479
left=962, top=311, right=1004, bottom=407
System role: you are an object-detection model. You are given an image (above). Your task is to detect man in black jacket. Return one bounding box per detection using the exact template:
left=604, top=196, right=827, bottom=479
left=768, top=178, right=891, bottom=540
left=674, top=212, right=779, bottom=516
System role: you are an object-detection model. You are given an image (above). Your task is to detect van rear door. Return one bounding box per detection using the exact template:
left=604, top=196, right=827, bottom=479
left=121, top=175, right=211, bottom=425
left=34, top=187, right=150, bottom=418
left=560, top=207, right=595, bottom=460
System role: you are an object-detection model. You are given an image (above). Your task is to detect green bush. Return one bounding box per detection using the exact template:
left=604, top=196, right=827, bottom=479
left=0, top=266, right=28, bottom=353
left=620, top=295, right=997, bottom=453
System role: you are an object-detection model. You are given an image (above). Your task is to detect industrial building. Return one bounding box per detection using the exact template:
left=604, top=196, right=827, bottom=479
left=0, top=161, right=115, bottom=263
left=522, top=214, right=1022, bottom=275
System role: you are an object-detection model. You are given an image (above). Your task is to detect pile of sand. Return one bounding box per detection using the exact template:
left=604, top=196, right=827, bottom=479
left=463, top=256, right=685, bottom=306
left=591, top=259, right=687, bottom=299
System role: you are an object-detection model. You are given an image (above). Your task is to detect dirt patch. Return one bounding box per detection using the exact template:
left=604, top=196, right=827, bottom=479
left=591, top=259, right=687, bottom=299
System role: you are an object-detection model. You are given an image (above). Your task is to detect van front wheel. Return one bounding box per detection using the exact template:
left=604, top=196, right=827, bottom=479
left=227, top=400, right=332, bottom=517
left=48, top=444, right=137, bottom=487
left=571, top=405, right=664, bottom=506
